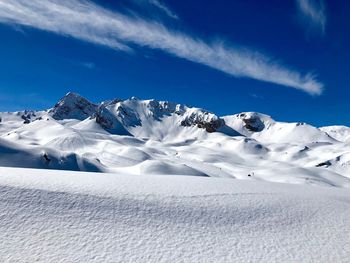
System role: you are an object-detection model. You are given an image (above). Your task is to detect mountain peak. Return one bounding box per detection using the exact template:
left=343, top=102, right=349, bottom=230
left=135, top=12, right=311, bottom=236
left=49, top=92, right=98, bottom=120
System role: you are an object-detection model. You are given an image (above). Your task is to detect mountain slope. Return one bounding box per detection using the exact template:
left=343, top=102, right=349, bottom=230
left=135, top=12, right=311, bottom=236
left=0, top=92, right=349, bottom=187
left=223, top=112, right=335, bottom=143
left=95, top=96, right=226, bottom=140
left=320, top=125, right=350, bottom=142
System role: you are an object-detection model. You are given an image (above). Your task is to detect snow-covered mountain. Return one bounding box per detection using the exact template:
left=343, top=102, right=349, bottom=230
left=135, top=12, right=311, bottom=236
left=0, top=92, right=349, bottom=187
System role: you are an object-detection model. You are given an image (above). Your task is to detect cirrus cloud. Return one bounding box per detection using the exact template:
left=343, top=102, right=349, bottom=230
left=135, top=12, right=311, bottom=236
left=296, top=0, right=327, bottom=35
left=148, top=0, right=179, bottom=20
left=0, top=0, right=324, bottom=95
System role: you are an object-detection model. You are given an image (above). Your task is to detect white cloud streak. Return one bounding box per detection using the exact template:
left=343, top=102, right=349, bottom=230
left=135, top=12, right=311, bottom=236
left=148, top=0, right=179, bottom=20
left=70, top=60, right=96, bottom=70
left=296, top=0, right=327, bottom=34
left=0, top=0, right=323, bottom=95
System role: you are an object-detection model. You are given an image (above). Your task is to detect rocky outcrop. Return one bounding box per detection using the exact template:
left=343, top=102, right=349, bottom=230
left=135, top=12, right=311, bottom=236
left=95, top=103, right=132, bottom=135
left=180, top=111, right=225, bottom=133
left=238, top=113, right=265, bottom=132
left=49, top=92, right=97, bottom=120
left=20, top=110, right=37, bottom=124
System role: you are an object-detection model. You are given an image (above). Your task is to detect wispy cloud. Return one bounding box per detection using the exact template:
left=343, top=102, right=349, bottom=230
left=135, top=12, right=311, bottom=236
left=0, top=0, right=323, bottom=95
left=82, top=62, right=96, bottom=69
left=296, top=0, right=327, bottom=34
left=148, top=0, right=179, bottom=20
left=75, top=61, right=96, bottom=70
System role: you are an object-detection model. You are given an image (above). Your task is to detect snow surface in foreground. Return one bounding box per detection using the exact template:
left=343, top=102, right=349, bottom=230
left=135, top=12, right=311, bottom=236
left=0, top=167, right=349, bottom=262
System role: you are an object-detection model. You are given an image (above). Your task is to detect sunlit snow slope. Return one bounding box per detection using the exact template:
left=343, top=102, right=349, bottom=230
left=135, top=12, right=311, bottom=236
left=0, top=167, right=349, bottom=262
left=0, top=92, right=349, bottom=187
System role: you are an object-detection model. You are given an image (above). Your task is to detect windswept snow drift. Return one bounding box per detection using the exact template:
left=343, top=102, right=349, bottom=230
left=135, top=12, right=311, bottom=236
left=0, top=92, right=350, bottom=187
left=0, top=167, right=349, bottom=262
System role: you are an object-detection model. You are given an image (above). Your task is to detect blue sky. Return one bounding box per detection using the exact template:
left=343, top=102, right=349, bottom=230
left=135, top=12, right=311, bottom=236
left=0, top=0, right=349, bottom=126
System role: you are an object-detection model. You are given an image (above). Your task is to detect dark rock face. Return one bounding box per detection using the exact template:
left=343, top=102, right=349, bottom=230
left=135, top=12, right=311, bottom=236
left=146, top=100, right=225, bottom=133
left=20, top=110, right=37, bottom=124
left=181, top=112, right=225, bottom=133
left=115, top=105, right=141, bottom=127
left=96, top=105, right=141, bottom=129
left=95, top=104, right=132, bottom=135
left=97, top=99, right=142, bottom=128
left=95, top=107, right=114, bottom=130
left=49, top=92, right=98, bottom=120
left=238, top=113, right=265, bottom=132
left=147, top=100, right=185, bottom=120
left=316, top=160, right=332, bottom=167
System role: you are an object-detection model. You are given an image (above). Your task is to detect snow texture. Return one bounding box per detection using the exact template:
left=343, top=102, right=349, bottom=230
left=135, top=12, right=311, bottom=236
left=0, top=167, right=349, bottom=262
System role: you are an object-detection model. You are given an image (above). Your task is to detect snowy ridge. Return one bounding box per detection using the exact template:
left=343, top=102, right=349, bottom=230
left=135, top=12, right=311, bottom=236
left=95, top=96, right=226, bottom=139
left=223, top=112, right=335, bottom=143
left=320, top=125, right=350, bottom=142
left=0, top=92, right=350, bottom=187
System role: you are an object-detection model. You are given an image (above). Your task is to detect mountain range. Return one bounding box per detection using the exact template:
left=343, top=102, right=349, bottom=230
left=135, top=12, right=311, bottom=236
left=1, top=92, right=349, bottom=187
